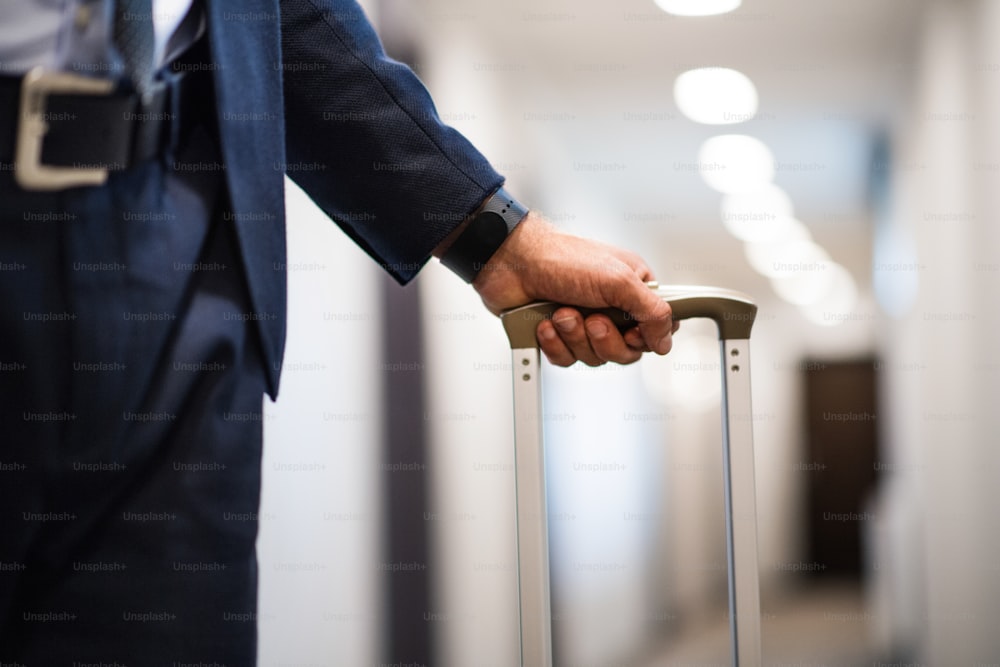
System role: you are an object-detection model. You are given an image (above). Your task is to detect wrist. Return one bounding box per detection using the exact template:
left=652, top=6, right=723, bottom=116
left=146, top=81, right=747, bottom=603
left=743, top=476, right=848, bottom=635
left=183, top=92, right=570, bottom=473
left=471, top=211, right=550, bottom=314
left=436, top=187, right=529, bottom=283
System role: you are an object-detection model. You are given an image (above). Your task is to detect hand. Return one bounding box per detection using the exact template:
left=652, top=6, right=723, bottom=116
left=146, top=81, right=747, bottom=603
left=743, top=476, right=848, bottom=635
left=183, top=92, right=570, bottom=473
left=470, top=212, right=679, bottom=367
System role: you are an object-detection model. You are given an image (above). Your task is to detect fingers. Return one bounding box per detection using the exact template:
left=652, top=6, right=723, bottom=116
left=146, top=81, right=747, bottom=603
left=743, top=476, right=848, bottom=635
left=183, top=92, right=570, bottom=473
left=584, top=315, right=644, bottom=365
left=538, top=308, right=644, bottom=367
left=538, top=308, right=600, bottom=367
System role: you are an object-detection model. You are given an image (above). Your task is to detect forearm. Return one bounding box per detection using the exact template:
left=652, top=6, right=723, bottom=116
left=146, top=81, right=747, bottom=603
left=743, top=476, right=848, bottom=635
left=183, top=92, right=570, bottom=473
left=280, top=0, right=503, bottom=283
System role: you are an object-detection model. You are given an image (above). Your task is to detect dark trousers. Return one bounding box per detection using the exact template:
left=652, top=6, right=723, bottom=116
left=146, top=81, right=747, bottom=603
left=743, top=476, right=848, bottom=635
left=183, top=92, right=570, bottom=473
left=0, top=73, right=268, bottom=665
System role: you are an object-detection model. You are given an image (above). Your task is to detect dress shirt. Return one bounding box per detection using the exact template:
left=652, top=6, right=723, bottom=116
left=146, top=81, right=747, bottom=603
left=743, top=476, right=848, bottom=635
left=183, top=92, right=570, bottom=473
left=0, top=0, right=196, bottom=74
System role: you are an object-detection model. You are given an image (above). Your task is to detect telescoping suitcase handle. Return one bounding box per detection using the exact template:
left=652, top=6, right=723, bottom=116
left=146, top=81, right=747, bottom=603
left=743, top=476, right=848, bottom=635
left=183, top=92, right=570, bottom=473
left=500, top=284, right=762, bottom=667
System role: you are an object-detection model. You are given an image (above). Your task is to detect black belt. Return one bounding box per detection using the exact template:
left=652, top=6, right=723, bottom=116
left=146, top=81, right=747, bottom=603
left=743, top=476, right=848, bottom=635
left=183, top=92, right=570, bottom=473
left=1, top=65, right=209, bottom=191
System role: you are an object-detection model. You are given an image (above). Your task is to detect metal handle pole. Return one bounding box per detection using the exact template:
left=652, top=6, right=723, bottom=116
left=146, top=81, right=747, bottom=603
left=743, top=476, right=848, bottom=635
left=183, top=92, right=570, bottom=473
left=509, top=345, right=552, bottom=666
left=720, top=337, right=762, bottom=666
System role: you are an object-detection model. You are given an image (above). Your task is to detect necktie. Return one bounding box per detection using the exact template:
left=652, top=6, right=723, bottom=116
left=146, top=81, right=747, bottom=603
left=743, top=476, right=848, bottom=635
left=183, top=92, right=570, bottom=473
left=113, top=0, right=155, bottom=95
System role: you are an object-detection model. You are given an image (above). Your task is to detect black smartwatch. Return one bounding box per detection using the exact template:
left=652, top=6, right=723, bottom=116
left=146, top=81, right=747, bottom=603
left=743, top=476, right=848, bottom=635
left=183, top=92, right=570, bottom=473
left=439, top=187, right=529, bottom=283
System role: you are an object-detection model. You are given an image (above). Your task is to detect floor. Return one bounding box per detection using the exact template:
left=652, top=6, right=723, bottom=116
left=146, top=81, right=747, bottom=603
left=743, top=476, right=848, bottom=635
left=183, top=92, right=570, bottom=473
left=641, top=582, right=880, bottom=667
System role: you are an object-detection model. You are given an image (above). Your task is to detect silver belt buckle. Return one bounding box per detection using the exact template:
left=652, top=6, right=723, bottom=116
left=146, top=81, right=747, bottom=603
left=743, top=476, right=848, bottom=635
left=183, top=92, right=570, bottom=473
left=14, top=67, right=115, bottom=191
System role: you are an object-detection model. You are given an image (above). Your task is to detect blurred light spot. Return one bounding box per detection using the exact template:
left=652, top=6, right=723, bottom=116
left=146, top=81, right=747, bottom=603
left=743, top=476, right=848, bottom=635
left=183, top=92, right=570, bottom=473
left=800, top=264, right=859, bottom=326
left=766, top=241, right=836, bottom=305
left=641, top=332, right=720, bottom=412
left=674, top=67, right=758, bottom=125
left=743, top=220, right=813, bottom=275
left=720, top=184, right=795, bottom=242
left=654, top=0, right=741, bottom=16
left=697, top=134, right=775, bottom=194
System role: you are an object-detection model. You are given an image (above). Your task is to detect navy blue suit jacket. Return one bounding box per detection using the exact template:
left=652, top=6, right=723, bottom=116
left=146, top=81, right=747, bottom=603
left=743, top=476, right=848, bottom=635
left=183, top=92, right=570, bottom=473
left=203, top=0, right=504, bottom=396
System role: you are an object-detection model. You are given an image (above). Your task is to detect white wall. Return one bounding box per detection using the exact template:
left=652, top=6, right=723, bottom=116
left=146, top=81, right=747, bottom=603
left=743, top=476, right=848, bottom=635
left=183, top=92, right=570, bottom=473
left=256, top=179, right=383, bottom=667
left=420, top=260, right=520, bottom=667
left=873, top=0, right=1000, bottom=661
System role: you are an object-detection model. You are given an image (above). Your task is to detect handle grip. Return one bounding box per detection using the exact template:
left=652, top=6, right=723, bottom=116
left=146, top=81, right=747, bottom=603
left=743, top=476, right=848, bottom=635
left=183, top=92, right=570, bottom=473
left=500, top=284, right=758, bottom=348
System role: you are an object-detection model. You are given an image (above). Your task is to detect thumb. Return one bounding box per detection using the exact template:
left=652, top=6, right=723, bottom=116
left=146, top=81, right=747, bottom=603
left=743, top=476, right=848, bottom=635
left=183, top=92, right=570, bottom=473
left=604, top=273, right=674, bottom=355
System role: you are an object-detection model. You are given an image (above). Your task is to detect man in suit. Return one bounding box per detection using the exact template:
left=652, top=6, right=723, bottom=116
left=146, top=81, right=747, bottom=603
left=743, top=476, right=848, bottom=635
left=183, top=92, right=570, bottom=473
left=0, top=0, right=676, bottom=662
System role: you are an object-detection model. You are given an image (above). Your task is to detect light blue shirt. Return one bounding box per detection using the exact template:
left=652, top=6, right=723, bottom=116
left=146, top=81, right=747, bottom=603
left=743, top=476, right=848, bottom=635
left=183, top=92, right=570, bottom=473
left=0, top=0, right=197, bottom=75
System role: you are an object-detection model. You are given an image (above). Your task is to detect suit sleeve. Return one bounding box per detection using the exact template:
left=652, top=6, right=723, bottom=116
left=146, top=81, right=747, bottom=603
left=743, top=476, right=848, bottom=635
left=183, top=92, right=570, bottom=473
left=278, top=0, right=505, bottom=283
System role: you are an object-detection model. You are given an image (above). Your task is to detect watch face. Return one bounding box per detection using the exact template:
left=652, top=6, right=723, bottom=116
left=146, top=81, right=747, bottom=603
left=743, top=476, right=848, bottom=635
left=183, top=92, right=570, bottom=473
left=441, top=210, right=512, bottom=282
left=441, top=189, right=527, bottom=282
left=473, top=211, right=510, bottom=251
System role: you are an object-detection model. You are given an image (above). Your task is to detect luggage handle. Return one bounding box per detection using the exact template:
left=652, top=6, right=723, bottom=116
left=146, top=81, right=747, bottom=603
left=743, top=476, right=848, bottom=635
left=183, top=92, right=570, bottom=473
left=500, top=284, right=757, bottom=348
left=500, top=285, right=762, bottom=667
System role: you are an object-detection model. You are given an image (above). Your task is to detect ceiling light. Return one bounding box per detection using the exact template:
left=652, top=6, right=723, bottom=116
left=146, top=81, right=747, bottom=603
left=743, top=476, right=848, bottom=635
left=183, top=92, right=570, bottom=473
left=674, top=67, right=758, bottom=125
left=697, top=134, right=775, bottom=194
left=654, top=0, right=742, bottom=17
left=720, top=184, right=795, bottom=242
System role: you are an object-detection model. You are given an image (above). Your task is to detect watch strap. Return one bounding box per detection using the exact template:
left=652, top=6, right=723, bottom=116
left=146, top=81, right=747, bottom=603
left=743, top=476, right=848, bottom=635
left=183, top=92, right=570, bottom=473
left=440, top=187, right=529, bottom=283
